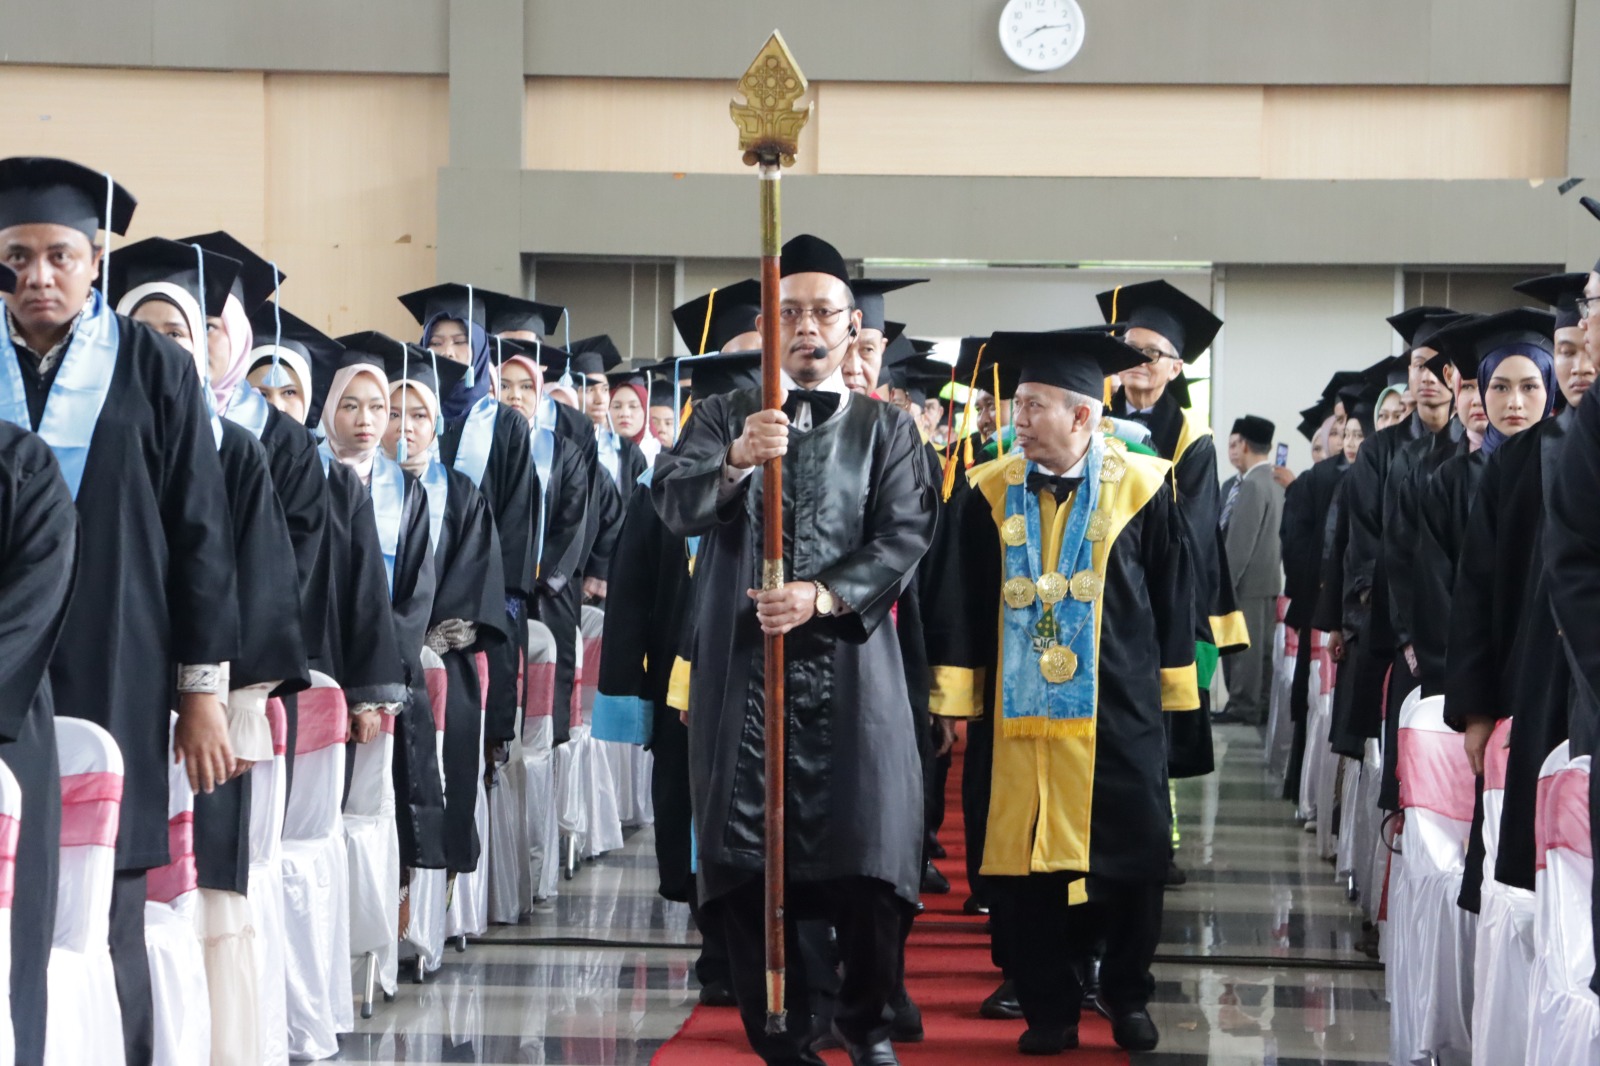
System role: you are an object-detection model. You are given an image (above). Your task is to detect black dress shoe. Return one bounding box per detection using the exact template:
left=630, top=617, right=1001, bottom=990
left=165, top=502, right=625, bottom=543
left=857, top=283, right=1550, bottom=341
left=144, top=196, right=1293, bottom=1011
left=1109, top=1007, right=1159, bottom=1051
left=980, top=979, right=1024, bottom=1020
left=962, top=894, right=990, bottom=916
left=1017, top=1025, right=1079, bottom=1055
left=1164, top=859, right=1187, bottom=888
left=830, top=1023, right=900, bottom=1066
left=920, top=860, right=951, bottom=895
left=889, top=989, right=925, bottom=1043
left=929, top=839, right=947, bottom=859
left=697, top=980, right=737, bottom=1007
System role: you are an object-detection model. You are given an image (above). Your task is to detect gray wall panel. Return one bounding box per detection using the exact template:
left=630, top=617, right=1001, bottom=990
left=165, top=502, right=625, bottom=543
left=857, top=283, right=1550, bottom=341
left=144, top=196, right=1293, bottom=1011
left=523, top=0, right=1573, bottom=85
left=517, top=172, right=1582, bottom=267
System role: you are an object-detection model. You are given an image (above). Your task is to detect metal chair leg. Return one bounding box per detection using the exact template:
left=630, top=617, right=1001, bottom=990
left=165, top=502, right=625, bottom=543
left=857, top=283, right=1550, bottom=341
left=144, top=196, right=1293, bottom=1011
left=563, top=834, right=578, bottom=880
left=454, top=934, right=469, bottom=953
left=360, top=951, right=378, bottom=1019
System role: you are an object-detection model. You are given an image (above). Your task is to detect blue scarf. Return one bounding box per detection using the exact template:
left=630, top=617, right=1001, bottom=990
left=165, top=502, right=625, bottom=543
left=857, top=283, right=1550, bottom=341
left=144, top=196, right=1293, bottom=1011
left=423, top=312, right=492, bottom=421
left=1478, top=343, right=1556, bottom=456
left=0, top=290, right=119, bottom=499
left=1001, top=436, right=1104, bottom=738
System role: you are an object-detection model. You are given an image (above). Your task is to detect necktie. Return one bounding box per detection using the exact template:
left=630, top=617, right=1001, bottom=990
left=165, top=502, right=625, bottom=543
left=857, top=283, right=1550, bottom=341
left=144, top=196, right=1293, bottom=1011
left=1026, top=470, right=1083, bottom=504
left=782, top=388, right=841, bottom=424
left=1220, top=479, right=1240, bottom=531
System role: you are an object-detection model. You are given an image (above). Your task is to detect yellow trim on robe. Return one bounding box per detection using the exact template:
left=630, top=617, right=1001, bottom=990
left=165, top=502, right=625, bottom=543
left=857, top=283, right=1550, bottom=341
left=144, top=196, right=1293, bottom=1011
left=1161, top=665, right=1201, bottom=712
left=1067, top=879, right=1089, bottom=906
left=966, top=449, right=1174, bottom=878
left=930, top=665, right=984, bottom=719
left=1208, top=611, right=1251, bottom=654
left=666, top=656, right=692, bottom=713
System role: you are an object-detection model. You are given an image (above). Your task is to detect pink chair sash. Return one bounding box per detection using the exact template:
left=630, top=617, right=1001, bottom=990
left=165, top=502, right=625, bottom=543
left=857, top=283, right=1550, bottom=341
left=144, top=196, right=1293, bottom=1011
left=525, top=662, right=555, bottom=720
left=1483, top=718, right=1514, bottom=792
left=60, top=771, right=122, bottom=848
left=380, top=713, right=395, bottom=736
left=146, top=812, right=196, bottom=904
left=475, top=652, right=490, bottom=714
left=1317, top=645, right=1335, bottom=696
left=582, top=638, right=602, bottom=692
left=1541, top=767, right=1593, bottom=867
left=1284, top=626, right=1300, bottom=658
left=266, top=696, right=288, bottom=756
left=1397, top=727, right=1476, bottom=823
left=296, top=686, right=351, bottom=755
left=425, top=665, right=447, bottom=732
left=1276, top=596, right=1290, bottom=624
left=0, top=813, right=19, bottom=910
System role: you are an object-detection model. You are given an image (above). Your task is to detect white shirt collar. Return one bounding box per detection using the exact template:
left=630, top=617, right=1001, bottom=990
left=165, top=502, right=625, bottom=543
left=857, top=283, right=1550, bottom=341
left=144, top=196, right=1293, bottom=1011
left=1244, top=457, right=1274, bottom=476
left=780, top=365, right=850, bottom=400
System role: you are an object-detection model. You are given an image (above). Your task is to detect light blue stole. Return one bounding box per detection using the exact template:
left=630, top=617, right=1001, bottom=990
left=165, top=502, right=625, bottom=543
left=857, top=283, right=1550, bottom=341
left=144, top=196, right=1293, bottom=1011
left=321, top=443, right=407, bottom=597
left=451, top=392, right=497, bottom=487
left=419, top=454, right=450, bottom=562
left=223, top=381, right=273, bottom=440
left=0, top=290, right=120, bottom=499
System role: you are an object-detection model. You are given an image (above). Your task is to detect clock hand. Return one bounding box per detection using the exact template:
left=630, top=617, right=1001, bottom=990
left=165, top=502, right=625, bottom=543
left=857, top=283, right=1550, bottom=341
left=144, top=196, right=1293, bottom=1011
left=1021, top=22, right=1073, bottom=40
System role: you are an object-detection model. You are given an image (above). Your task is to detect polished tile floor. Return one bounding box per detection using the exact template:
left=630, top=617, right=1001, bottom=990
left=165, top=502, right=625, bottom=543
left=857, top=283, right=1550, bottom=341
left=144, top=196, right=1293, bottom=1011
left=339, top=723, right=1389, bottom=1064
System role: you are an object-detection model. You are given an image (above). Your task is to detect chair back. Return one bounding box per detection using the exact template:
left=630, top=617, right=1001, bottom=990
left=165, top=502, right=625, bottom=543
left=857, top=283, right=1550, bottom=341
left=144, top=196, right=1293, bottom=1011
left=145, top=714, right=197, bottom=907
left=525, top=619, right=557, bottom=723
left=284, top=675, right=350, bottom=841
left=54, top=718, right=123, bottom=953
left=1396, top=694, right=1475, bottom=869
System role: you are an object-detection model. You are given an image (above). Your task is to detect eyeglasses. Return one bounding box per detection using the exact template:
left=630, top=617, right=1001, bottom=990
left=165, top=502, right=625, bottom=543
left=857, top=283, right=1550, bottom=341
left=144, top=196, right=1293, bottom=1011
left=1128, top=345, right=1179, bottom=363
left=1578, top=295, right=1600, bottom=320
left=778, top=306, right=849, bottom=325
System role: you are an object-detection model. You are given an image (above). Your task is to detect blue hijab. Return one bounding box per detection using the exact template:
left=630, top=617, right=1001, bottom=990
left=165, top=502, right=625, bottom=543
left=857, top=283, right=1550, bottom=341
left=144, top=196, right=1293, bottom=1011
left=422, top=312, right=492, bottom=421
left=1478, top=342, right=1556, bottom=456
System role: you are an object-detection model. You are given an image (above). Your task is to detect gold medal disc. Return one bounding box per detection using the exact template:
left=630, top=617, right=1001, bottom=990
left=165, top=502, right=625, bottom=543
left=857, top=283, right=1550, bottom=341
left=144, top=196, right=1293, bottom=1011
left=1069, top=569, right=1104, bottom=602
left=1001, top=514, right=1028, bottom=547
left=1003, top=576, right=1038, bottom=610
left=1004, top=458, right=1027, bottom=486
left=1087, top=511, right=1112, bottom=542
left=1100, top=449, right=1126, bottom=484
left=1036, top=570, right=1069, bottom=605
left=1039, top=645, right=1078, bottom=684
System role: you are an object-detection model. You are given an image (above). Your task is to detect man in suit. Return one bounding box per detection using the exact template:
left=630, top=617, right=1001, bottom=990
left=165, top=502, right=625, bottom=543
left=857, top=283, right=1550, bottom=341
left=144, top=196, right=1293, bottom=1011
left=1219, top=415, right=1285, bottom=725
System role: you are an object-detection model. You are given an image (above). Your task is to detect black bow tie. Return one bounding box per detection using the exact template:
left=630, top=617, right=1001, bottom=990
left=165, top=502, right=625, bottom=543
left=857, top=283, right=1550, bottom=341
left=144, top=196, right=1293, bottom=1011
left=1026, top=471, right=1083, bottom=504
left=1126, top=408, right=1155, bottom=423
left=782, top=388, right=841, bottom=423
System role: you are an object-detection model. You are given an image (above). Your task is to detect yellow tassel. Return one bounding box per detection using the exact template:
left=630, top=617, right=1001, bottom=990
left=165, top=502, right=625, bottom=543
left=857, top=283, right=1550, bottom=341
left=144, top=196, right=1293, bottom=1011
left=1000, top=716, right=1097, bottom=740
left=697, top=288, right=717, bottom=356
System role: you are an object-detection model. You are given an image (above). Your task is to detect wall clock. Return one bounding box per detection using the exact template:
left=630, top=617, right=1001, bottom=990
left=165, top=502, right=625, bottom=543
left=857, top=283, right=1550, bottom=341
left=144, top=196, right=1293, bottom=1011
left=999, top=0, right=1086, bottom=73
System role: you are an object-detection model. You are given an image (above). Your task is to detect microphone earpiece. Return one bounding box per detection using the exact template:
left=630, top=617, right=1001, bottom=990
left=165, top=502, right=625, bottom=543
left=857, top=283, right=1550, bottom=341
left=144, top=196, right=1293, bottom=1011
left=849, top=325, right=858, bottom=337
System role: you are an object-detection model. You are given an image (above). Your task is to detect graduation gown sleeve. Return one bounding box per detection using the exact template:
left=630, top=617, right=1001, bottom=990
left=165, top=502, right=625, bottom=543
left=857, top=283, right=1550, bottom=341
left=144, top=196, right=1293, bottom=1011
left=324, top=462, right=408, bottom=707
left=1443, top=449, right=1511, bottom=730
left=1547, top=394, right=1600, bottom=720
left=584, top=460, right=626, bottom=582
left=391, top=473, right=445, bottom=869
left=261, top=409, right=329, bottom=670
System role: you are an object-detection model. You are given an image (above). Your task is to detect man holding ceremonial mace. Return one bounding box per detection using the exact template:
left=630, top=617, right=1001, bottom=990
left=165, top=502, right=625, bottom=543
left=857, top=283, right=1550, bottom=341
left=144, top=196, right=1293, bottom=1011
left=650, top=32, right=938, bottom=1066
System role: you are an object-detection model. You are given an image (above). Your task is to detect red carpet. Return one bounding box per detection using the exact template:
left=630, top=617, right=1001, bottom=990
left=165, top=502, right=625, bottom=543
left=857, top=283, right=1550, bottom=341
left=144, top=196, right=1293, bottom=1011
left=654, top=726, right=1131, bottom=1064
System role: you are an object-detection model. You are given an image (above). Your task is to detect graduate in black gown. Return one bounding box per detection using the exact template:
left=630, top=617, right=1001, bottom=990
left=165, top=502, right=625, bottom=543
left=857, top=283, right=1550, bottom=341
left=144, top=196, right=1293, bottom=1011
left=380, top=343, right=511, bottom=875
left=319, top=337, right=444, bottom=871
left=0, top=265, right=77, bottom=1066
left=653, top=235, right=937, bottom=1066
left=0, top=158, right=240, bottom=1066
left=402, top=285, right=539, bottom=754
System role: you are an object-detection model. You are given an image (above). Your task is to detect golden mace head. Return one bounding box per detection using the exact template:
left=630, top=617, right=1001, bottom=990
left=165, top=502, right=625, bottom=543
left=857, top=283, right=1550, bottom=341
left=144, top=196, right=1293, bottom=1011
left=730, top=30, right=813, bottom=168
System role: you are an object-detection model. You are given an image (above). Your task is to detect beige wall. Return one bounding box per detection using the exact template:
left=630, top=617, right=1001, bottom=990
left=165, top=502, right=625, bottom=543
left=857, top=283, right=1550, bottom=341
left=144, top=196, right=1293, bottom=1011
left=0, top=65, right=447, bottom=339
left=525, top=78, right=1570, bottom=181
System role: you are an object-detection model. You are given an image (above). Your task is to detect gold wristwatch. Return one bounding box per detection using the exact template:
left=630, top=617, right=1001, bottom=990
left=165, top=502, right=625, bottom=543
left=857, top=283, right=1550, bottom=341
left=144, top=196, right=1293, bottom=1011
left=814, top=581, right=837, bottom=617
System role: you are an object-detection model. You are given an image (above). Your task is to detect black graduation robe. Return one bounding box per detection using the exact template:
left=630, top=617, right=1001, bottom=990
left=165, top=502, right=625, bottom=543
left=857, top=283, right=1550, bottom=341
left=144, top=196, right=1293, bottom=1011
left=585, top=433, right=642, bottom=582
left=653, top=391, right=937, bottom=905
left=0, top=423, right=76, bottom=1066
left=928, top=447, right=1197, bottom=889
left=195, top=421, right=309, bottom=895
left=1280, top=456, right=1347, bottom=633
left=426, top=465, right=510, bottom=874
left=1412, top=447, right=1480, bottom=697
left=440, top=403, right=536, bottom=748
left=320, top=461, right=408, bottom=706
left=17, top=316, right=239, bottom=871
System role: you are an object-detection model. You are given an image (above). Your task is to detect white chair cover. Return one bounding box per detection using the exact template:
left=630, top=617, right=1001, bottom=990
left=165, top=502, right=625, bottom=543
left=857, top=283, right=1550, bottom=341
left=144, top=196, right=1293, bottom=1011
left=1298, top=639, right=1336, bottom=825
left=1352, top=737, right=1387, bottom=923
left=44, top=718, right=125, bottom=1066
left=1472, top=718, right=1535, bottom=1066
left=281, top=676, right=353, bottom=1058
left=0, top=759, right=21, bottom=1066
left=1527, top=749, right=1600, bottom=1065
left=521, top=621, right=559, bottom=902
left=248, top=697, right=290, bottom=1066
left=1265, top=599, right=1295, bottom=782
left=447, top=652, right=491, bottom=941
left=574, top=607, right=623, bottom=859
left=345, top=703, right=400, bottom=997
left=144, top=715, right=209, bottom=1066
left=403, top=650, right=450, bottom=976
left=1388, top=693, right=1476, bottom=1066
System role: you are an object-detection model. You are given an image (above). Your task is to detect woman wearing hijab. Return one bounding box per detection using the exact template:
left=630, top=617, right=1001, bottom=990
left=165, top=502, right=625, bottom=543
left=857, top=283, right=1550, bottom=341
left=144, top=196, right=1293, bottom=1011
left=111, top=237, right=310, bottom=1066
left=317, top=337, right=445, bottom=880
left=379, top=343, right=510, bottom=876
left=608, top=370, right=658, bottom=464
left=399, top=287, right=539, bottom=763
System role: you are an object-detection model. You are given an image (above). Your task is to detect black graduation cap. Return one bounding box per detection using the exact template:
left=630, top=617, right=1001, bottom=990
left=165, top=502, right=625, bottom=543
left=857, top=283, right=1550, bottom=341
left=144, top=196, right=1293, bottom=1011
left=377, top=338, right=468, bottom=407
left=672, top=279, right=762, bottom=354
left=1297, top=398, right=1335, bottom=442
left=308, top=330, right=398, bottom=427
left=491, top=334, right=564, bottom=370
left=637, top=350, right=765, bottom=401
left=888, top=356, right=955, bottom=407
left=850, top=278, right=927, bottom=334
left=0, top=157, right=136, bottom=237
left=877, top=329, right=919, bottom=387
left=1355, top=354, right=1408, bottom=391
left=1513, top=272, right=1587, bottom=330
left=1426, top=308, right=1555, bottom=382
left=398, top=283, right=488, bottom=331
left=480, top=289, right=566, bottom=337
left=1320, top=370, right=1366, bottom=400
left=563, top=335, right=623, bottom=379
left=1231, top=415, right=1275, bottom=448
left=648, top=378, right=677, bottom=409
left=952, top=336, right=996, bottom=389
left=780, top=234, right=850, bottom=284
left=1094, top=280, right=1221, bottom=363
left=178, top=231, right=284, bottom=312
left=0, top=263, right=13, bottom=294
left=605, top=367, right=649, bottom=393
left=247, top=301, right=343, bottom=382
left=104, top=237, right=241, bottom=321
left=1387, top=306, right=1460, bottom=351
left=984, top=330, right=1147, bottom=401
left=1582, top=197, right=1600, bottom=272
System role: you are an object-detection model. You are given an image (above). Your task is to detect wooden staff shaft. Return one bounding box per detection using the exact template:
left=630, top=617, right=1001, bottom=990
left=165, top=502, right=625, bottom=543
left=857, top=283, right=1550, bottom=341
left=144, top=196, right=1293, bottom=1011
left=757, top=160, right=788, bottom=1034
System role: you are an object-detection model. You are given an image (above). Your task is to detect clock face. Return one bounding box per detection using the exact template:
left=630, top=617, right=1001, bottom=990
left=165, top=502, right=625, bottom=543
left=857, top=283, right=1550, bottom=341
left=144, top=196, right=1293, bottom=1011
left=999, top=0, right=1085, bottom=72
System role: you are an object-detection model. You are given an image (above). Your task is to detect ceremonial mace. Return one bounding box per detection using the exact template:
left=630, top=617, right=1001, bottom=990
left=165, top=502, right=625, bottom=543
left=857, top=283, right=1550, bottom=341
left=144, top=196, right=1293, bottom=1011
left=730, top=30, right=812, bottom=1035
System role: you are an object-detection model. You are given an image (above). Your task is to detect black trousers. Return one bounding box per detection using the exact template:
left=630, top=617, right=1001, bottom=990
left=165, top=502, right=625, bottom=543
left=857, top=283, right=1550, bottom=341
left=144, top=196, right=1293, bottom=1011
left=1283, top=630, right=1314, bottom=803
left=988, top=873, right=1163, bottom=1031
left=109, top=869, right=154, bottom=1066
left=686, top=880, right=731, bottom=988
left=961, top=712, right=994, bottom=903
left=536, top=584, right=580, bottom=745
left=710, top=875, right=908, bottom=1066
